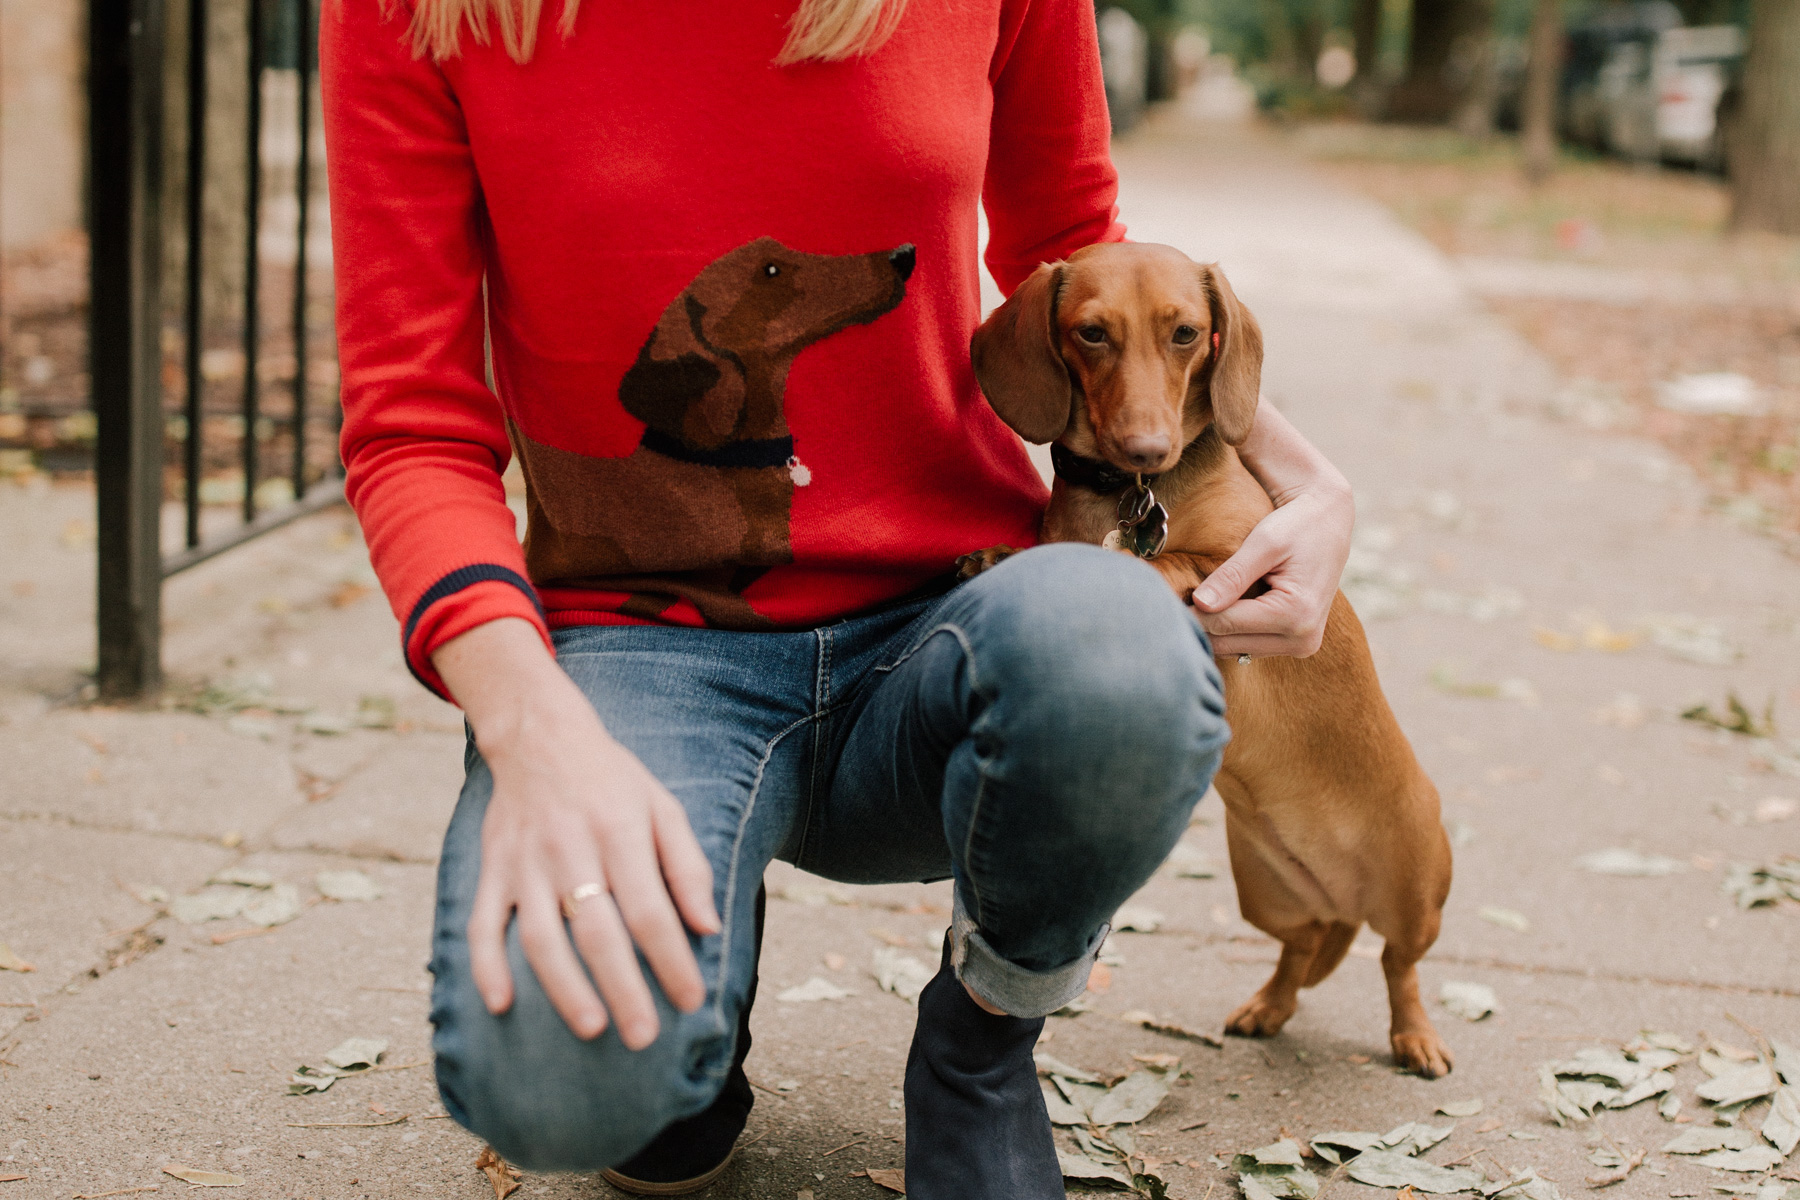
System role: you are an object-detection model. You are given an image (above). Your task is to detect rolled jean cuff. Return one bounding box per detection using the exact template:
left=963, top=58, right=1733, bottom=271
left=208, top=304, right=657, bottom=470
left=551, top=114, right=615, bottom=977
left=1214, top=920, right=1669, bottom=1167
left=948, top=890, right=1108, bottom=1019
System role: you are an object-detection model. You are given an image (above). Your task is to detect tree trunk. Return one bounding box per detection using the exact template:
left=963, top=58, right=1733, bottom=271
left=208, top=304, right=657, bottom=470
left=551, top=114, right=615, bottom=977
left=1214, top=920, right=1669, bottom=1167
left=1521, top=0, right=1563, bottom=183
left=1387, top=0, right=1492, bottom=122
left=1730, top=0, right=1800, bottom=234
left=1351, top=0, right=1383, bottom=81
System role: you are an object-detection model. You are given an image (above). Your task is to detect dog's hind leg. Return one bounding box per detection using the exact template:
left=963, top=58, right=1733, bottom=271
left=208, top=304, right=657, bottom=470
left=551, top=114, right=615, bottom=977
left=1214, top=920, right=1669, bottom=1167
left=1301, top=920, right=1360, bottom=988
left=1225, top=922, right=1333, bottom=1037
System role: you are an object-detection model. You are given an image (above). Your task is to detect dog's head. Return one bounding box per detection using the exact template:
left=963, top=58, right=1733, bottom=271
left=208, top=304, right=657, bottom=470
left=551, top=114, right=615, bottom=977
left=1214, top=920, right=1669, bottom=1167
left=970, top=242, right=1262, bottom=474
left=620, top=237, right=915, bottom=449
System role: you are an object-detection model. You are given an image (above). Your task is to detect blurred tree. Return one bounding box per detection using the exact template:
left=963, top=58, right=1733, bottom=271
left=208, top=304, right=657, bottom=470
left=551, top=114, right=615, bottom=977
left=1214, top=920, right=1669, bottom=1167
left=1387, top=0, right=1496, bottom=120
left=1520, top=0, right=1563, bottom=181
left=1351, top=0, right=1385, bottom=81
left=1729, top=0, right=1800, bottom=233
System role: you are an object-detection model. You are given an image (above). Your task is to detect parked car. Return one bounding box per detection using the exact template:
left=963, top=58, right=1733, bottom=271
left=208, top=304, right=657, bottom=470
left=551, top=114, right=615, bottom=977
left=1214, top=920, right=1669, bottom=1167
left=1561, top=3, right=1742, bottom=171
left=1561, top=0, right=1682, bottom=153
left=1652, top=24, right=1742, bottom=169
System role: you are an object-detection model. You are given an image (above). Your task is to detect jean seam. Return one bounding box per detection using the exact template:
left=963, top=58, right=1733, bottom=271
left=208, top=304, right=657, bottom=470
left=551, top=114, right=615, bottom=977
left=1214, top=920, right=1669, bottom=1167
left=867, top=618, right=972, bottom=681
left=714, top=708, right=815, bottom=1031
left=916, top=621, right=997, bottom=936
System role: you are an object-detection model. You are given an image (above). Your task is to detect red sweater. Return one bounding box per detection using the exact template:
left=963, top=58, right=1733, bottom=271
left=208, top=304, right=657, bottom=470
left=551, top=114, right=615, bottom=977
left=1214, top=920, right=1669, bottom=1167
left=323, top=0, right=1124, bottom=698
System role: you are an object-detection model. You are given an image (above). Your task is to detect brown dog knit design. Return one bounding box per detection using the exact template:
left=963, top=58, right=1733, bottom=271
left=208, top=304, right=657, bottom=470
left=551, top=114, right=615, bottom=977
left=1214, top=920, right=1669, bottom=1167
left=512, top=238, right=913, bottom=628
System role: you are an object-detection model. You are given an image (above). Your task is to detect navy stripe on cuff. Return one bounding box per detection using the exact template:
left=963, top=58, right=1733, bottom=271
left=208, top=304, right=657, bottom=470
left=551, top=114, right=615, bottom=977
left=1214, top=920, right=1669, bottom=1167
left=401, top=564, right=546, bottom=698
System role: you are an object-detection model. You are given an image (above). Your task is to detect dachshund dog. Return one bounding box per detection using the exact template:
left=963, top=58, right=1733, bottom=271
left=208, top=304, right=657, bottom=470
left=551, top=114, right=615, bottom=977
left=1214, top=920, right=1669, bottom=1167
left=967, top=242, right=1455, bottom=1077
left=513, top=236, right=915, bottom=626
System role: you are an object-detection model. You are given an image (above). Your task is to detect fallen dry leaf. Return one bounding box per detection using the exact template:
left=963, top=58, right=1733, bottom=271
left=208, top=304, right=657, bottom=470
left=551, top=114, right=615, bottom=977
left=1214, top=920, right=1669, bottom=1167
left=1117, top=1011, right=1224, bottom=1047
left=1087, top=962, right=1112, bottom=993
left=161, top=1165, right=245, bottom=1187
left=823, top=953, right=846, bottom=971
left=854, top=1166, right=906, bottom=1193
left=0, top=944, right=35, bottom=973
left=327, top=581, right=371, bottom=608
left=475, top=1146, right=522, bottom=1200
left=776, top=977, right=853, bottom=1003
left=0, top=1176, right=24, bottom=1184
left=1585, top=1145, right=1645, bottom=1187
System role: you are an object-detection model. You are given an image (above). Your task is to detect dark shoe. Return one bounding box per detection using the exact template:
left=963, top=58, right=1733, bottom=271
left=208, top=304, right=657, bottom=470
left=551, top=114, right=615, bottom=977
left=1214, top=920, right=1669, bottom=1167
left=903, top=939, right=1063, bottom=1199
left=602, top=887, right=764, bottom=1196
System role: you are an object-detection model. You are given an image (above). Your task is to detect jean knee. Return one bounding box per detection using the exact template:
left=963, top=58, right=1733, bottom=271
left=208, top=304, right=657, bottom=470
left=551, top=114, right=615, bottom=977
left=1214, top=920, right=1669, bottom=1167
left=430, top=953, right=733, bottom=1171
left=964, top=544, right=1228, bottom=787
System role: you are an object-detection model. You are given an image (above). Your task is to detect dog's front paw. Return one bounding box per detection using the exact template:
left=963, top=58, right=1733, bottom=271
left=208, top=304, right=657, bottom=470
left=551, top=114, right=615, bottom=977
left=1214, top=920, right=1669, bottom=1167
left=1224, top=992, right=1297, bottom=1037
left=1391, top=1029, right=1454, bottom=1077
left=955, top=545, right=1016, bottom=580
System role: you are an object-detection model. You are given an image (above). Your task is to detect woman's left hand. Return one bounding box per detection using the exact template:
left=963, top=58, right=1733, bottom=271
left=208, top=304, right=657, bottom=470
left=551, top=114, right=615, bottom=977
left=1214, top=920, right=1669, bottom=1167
left=1188, top=405, right=1354, bottom=659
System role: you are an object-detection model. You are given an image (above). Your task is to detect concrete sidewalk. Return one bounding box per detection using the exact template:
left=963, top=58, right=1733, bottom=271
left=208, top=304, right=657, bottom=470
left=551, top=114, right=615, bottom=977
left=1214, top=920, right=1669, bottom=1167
left=2, top=111, right=1798, bottom=1200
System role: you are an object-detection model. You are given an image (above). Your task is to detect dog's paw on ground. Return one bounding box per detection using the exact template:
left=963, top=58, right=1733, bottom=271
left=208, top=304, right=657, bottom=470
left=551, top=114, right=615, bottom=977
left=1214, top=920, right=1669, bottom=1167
left=1224, top=992, right=1298, bottom=1037
left=1391, top=1030, right=1455, bottom=1078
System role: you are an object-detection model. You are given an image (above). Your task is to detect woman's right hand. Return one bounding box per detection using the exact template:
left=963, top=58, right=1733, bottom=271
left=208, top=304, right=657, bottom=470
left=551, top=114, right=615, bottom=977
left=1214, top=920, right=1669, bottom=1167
left=432, top=618, right=720, bottom=1049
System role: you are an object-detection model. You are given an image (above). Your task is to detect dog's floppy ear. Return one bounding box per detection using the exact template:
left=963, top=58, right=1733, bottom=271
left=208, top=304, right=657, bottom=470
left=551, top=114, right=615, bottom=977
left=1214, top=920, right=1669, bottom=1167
left=970, top=262, right=1071, bottom=444
left=1199, top=263, right=1263, bottom=446
left=619, top=294, right=743, bottom=449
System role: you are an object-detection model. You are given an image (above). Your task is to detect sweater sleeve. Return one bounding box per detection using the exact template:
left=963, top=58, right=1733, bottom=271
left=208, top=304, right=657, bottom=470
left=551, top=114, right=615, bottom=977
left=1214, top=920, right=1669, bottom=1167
left=322, top=0, right=551, bottom=700
left=982, top=0, right=1127, bottom=296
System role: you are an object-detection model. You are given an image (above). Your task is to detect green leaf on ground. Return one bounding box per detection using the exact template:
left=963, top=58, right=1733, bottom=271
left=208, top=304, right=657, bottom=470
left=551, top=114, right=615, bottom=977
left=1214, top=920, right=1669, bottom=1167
left=208, top=866, right=275, bottom=888
left=1478, top=906, right=1530, bottom=932
left=170, top=889, right=252, bottom=924
left=1057, top=1150, right=1131, bottom=1187
left=1696, top=1062, right=1778, bottom=1106
left=1575, top=848, right=1685, bottom=876
left=775, top=977, right=852, bottom=1003
left=315, top=870, right=383, bottom=902
left=1112, top=906, right=1165, bottom=933
left=323, top=1037, right=388, bottom=1071
left=870, top=948, right=932, bottom=1005
left=1089, top=1066, right=1175, bottom=1126
left=1693, top=1146, right=1784, bottom=1172
left=162, top=1164, right=246, bottom=1187
left=1344, top=1149, right=1482, bottom=1193
left=242, top=883, right=302, bottom=928
left=1662, top=1127, right=1758, bottom=1154
left=1440, top=981, right=1497, bottom=1021
left=1760, top=1086, right=1799, bottom=1156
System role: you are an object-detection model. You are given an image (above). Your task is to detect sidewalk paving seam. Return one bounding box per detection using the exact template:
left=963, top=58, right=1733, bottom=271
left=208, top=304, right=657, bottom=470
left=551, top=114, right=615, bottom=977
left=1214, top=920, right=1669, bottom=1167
left=1426, top=953, right=1800, bottom=999
left=0, top=809, right=437, bottom=865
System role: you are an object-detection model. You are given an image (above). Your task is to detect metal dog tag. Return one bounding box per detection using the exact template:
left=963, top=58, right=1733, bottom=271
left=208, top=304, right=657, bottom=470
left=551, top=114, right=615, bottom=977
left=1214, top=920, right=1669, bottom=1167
left=1122, top=500, right=1168, bottom=559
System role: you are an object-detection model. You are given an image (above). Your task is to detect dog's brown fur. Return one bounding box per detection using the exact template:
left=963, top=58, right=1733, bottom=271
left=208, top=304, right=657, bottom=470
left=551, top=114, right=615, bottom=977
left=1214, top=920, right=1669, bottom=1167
left=513, top=237, right=913, bottom=627
left=970, top=242, right=1455, bottom=1077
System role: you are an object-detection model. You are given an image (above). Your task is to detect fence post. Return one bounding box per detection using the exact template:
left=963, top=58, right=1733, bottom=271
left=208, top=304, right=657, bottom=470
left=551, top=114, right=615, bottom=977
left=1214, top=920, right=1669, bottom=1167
left=91, top=0, right=169, bottom=700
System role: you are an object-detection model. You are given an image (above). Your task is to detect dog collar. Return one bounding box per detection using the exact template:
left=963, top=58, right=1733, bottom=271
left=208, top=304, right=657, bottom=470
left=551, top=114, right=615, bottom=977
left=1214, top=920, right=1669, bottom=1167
left=640, top=428, right=796, bottom=470
left=1049, top=443, right=1153, bottom=494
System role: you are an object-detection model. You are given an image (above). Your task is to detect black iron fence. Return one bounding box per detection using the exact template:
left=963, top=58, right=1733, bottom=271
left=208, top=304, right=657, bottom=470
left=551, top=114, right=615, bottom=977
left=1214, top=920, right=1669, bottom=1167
left=89, top=0, right=340, bottom=698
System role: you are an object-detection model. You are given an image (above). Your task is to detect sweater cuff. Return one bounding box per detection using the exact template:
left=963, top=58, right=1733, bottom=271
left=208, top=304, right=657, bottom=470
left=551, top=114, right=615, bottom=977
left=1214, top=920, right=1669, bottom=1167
left=402, top=565, right=552, bottom=702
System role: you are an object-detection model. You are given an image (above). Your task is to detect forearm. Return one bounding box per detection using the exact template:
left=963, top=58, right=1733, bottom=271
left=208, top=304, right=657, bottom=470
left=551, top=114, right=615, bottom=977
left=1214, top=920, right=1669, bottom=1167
left=1234, top=403, right=1352, bottom=509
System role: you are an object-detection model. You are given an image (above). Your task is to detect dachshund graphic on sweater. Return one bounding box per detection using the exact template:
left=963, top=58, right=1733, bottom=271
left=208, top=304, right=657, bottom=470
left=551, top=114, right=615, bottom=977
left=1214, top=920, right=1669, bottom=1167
left=513, top=237, right=916, bottom=626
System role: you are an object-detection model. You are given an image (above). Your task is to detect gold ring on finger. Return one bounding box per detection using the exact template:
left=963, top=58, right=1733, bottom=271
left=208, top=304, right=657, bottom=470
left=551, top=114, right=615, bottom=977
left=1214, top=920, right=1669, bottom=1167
left=561, top=882, right=603, bottom=922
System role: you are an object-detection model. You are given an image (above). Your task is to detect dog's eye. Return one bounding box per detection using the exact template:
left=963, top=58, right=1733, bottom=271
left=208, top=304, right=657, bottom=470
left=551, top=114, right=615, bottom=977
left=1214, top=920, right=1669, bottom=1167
left=763, top=263, right=780, bottom=277
left=1075, top=326, right=1106, bottom=345
left=1172, top=325, right=1199, bottom=345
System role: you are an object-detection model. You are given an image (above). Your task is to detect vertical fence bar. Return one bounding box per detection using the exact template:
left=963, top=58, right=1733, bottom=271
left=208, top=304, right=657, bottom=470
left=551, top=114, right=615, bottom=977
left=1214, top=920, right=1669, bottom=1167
left=183, top=0, right=207, bottom=548
left=290, top=0, right=313, bottom=500
left=241, top=0, right=263, bottom=523
left=91, top=0, right=169, bottom=699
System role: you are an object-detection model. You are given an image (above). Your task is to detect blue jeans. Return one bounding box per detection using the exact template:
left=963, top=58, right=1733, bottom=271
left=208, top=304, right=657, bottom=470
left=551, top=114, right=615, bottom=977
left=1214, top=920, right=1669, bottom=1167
left=429, top=543, right=1229, bottom=1170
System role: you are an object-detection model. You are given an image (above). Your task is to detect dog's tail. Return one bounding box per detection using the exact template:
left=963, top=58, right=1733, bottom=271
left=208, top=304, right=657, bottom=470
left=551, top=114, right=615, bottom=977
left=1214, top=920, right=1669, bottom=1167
left=1302, top=921, right=1361, bottom=988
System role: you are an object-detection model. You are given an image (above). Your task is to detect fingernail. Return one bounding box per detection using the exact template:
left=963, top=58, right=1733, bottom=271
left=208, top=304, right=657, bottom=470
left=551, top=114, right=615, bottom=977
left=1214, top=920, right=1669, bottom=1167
left=1194, top=587, right=1216, bottom=608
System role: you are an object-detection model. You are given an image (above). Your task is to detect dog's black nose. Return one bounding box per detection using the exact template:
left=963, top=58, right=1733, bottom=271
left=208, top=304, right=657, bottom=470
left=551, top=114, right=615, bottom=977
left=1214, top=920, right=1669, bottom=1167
left=889, top=244, right=916, bottom=281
